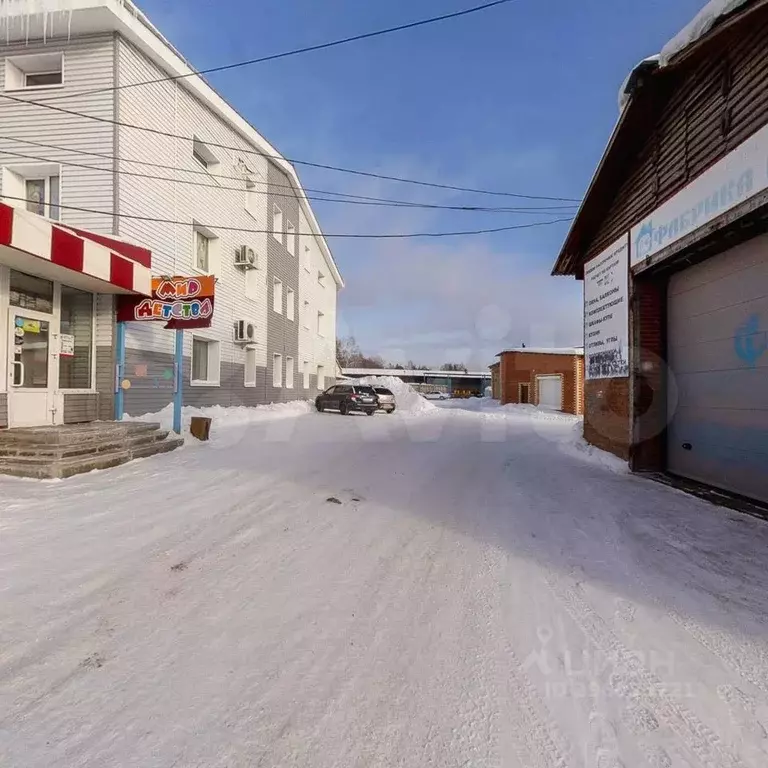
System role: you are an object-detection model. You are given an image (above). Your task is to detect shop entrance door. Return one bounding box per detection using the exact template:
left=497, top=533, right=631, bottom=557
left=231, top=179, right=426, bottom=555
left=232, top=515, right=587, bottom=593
left=7, top=308, right=56, bottom=428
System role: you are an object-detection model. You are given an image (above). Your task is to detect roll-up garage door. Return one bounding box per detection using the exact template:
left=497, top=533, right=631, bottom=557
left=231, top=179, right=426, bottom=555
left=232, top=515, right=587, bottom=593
left=536, top=375, right=562, bottom=411
left=667, top=234, right=768, bottom=503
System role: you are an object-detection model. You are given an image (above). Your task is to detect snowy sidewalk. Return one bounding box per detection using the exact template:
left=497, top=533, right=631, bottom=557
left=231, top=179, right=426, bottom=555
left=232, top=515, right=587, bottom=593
left=2, top=402, right=768, bottom=767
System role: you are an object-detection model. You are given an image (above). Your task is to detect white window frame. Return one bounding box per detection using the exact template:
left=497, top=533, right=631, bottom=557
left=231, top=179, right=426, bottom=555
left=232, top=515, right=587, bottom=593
left=317, top=271, right=326, bottom=288
left=244, top=346, right=257, bottom=388
left=303, top=360, right=310, bottom=389
left=192, top=223, right=219, bottom=275
left=272, top=277, right=283, bottom=314
left=190, top=337, right=221, bottom=387
left=192, top=137, right=218, bottom=171
left=286, top=287, right=295, bottom=321
left=4, top=52, right=64, bottom=92
left=273, top=353, right=283, bottom=388
left=317, top=365, right=325, bottom=391
left=286, top=220, right=296, bottom=256
left=245, top=266, right=259, bottom=301
left=303, top=244, right=312, bottom=273
left=317, top=310, right=325, bottom=337
left=2, top=164, right=61, bottom=220
left=272, top=205, right=284, bottom=242
left=303, top=300, right=310, bottom=330
left=285, top=356, right=295, bottom=389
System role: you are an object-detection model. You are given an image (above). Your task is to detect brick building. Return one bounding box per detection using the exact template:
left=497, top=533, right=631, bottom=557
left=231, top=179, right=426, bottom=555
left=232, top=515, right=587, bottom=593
left=495, top=348, right=584, bottom=415
left=552, top=1, right=768, bottom=504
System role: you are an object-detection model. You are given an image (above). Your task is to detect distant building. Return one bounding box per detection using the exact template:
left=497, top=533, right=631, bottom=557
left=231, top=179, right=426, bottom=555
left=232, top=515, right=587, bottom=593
left=342, top=368, right=492, bottom=397
left=494, top=348, right=584, bottom=415
left=489, top=361, right=500, bottom=400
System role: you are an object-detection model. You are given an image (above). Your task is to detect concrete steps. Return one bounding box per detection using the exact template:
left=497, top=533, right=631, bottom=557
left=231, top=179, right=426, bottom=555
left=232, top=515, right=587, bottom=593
left=0, top=422, right=184, bottom=479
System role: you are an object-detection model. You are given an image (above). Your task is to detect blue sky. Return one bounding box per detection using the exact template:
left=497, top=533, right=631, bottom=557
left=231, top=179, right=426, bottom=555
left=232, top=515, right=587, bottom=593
left=141, top=0, right=705, bottom=368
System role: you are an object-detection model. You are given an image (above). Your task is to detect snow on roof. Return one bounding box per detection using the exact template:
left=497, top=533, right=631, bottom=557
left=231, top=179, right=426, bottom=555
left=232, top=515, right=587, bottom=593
left=618, top=0, right=753, bottom=112
left=342, top=368, right=492, bottom=379
left=659, top=0, right=752, bottom=66
left=496, top=347, right=584, bottom=357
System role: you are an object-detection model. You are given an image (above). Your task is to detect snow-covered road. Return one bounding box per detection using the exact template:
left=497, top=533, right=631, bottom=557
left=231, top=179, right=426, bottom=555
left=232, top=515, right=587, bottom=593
left=2, top=401, right=768, bottom=768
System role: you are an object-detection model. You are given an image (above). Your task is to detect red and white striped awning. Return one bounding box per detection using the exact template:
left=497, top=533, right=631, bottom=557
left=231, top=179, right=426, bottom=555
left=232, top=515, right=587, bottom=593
left=0, top=201, right=152, bottom=295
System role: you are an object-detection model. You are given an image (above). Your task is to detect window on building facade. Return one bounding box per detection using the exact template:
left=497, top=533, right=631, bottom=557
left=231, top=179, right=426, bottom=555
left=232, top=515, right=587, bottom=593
left=4, top=52, right=63, bottom=90
left=285, top=356, right=295, bottom=389
left=245, top=267, right=258, bottom=301
left=58, top=286, right=94, bottom=389
left=303, top=245, right=311, bottom=273
left=272, top=205, right=283, bottom=242
left=303, top=300, right=310, bottom=330
left=192, top=137, right=218, bottom=170
left=317, top=364, right=325, bottom=390
left=286, top=221, right=296, bottom=255
left=244, top=347, right=257, bottom=387
left=303, top=360, right=310, bottom=389
left=317, top=310, right=325, bottom=336
left=191, top=338, right=220, bottom=385
left=273, top=278, right=283, bottom=314
left=9, top=270, right=53, bottom=313
left=318, top=271, right=326, bottom=288
left=286, top=287, right=295, bottom=321
left=273, top=353, right=283, bottom=387
left=195, top=229, right=210, bottom=273
left=24, top=175, right=60, bottom=220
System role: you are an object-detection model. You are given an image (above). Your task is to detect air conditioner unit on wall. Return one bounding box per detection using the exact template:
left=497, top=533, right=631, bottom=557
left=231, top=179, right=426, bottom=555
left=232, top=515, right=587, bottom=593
left=235, top=245, right=257, bottom=268
left=234, top=320, right=256, bottom=343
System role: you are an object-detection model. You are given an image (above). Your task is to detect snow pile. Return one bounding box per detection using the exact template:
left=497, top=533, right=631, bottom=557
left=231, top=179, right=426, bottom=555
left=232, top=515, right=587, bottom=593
left=355, top=376, right=437, bottom=414
left=126, top=400, right=312, bottom=435
left=660, top=0, right=750, bottom=66
left=554, top=419, right=629, bottom=473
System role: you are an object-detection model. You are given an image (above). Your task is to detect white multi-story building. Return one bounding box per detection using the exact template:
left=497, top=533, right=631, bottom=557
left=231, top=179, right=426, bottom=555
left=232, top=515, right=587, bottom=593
left=0, top=0, right=342, bottom=428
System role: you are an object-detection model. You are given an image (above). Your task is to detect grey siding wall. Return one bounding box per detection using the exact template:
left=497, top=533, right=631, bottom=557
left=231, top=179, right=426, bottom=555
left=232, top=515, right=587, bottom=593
left=266, top=163, right=301, bottom=403
left=63, top=394, right=99, bottom=423
left=122, top=349, right=284, bottom=416
left=0, top=393, right=7, bottom=428
left=0, top=34, right=116, bottom=233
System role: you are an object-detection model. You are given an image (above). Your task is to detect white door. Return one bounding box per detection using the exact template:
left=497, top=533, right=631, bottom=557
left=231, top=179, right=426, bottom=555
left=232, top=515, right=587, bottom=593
left=537, top=375, right=562, bottom=410
left=7, top=309, right=56, bottom=428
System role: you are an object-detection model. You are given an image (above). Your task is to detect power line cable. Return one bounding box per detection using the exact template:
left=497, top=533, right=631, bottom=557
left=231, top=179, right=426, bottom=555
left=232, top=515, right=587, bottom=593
left=1, top=134, right=578, bottom=210
left=41, top=0, right=518, bottom=103
left=0, top=93, right=580, bottom=202
left=0, top=146, right=579, bottom=215
left=1, top=195, right=572, bottom=238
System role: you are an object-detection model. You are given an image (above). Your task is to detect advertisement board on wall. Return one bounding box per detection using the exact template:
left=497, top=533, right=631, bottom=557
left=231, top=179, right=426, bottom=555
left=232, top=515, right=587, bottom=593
left=584, top=235, right=629, bottom=380
left=116, top=276, right=215, bottom=329
left=630, top=120, right=768, bottom=267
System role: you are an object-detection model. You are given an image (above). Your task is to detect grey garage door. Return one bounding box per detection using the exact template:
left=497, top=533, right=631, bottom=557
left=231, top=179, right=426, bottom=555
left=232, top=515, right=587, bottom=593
left=667, top=234, right=768, bottom=503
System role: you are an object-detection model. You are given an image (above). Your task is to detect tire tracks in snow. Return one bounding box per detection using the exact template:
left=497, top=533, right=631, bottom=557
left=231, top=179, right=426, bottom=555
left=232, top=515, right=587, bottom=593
left=545, top=573, right=746, bottom=768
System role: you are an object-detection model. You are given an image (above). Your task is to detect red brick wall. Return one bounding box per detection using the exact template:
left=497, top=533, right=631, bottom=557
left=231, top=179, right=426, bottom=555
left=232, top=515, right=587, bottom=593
left=632, top=276, right=667, bottom=472
left=499, top=352, right=582, bottom=415
left=584, top=378, right=631, bottom=459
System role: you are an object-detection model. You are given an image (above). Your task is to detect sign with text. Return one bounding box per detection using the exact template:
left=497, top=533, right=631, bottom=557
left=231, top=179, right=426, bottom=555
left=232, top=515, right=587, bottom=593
left=630, top=121, right=768, bottom=266
left=584, top=236, right=629, bottom=380
left=117, top=276, right=215, bottom=329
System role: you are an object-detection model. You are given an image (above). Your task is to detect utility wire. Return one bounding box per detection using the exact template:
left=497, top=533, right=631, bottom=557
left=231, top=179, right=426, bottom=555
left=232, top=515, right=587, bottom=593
left=2, top=195, right=572, bottom=238
left=0, top=93, right=580, bottom=202
left=0, top=146, right=579, bottom=215
left=0, top=134, right=578, bottom=210
left=41, top=0, right=518, bottom=104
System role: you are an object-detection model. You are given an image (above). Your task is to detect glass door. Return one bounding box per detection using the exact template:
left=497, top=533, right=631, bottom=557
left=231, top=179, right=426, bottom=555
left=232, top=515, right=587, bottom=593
left=7, top=309, right=55, bottom=427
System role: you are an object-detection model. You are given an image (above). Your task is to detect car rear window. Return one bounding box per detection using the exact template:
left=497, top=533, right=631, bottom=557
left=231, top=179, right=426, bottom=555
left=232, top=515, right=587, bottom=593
left=355, top=386, right=376, bottom=395
left=374, top=388, right=393, bottom=396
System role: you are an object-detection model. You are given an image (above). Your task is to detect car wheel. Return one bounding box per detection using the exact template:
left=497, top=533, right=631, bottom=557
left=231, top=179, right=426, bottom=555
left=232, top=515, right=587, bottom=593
left=366, top=409, right=375, bottom=416
left=316, top=400, right=324, bottom=412
left=388, top=407, right=396, bottom=414
left=340, top=401, right=349, bottom=415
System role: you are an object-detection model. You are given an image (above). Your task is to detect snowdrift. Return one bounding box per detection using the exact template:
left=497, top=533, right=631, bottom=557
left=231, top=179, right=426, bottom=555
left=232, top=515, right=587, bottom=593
left=355, top=376, right=437, bottom=415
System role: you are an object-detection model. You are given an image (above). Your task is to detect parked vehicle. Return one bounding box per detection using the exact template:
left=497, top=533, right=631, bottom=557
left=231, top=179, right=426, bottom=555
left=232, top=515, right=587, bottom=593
left=316, top=384, right=379, bottom=416
left=373, top=387, right=396, bottom=414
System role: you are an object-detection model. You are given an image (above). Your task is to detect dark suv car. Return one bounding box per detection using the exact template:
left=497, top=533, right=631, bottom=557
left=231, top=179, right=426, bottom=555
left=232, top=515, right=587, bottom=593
left=316, top=384, right=379, bottom=416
